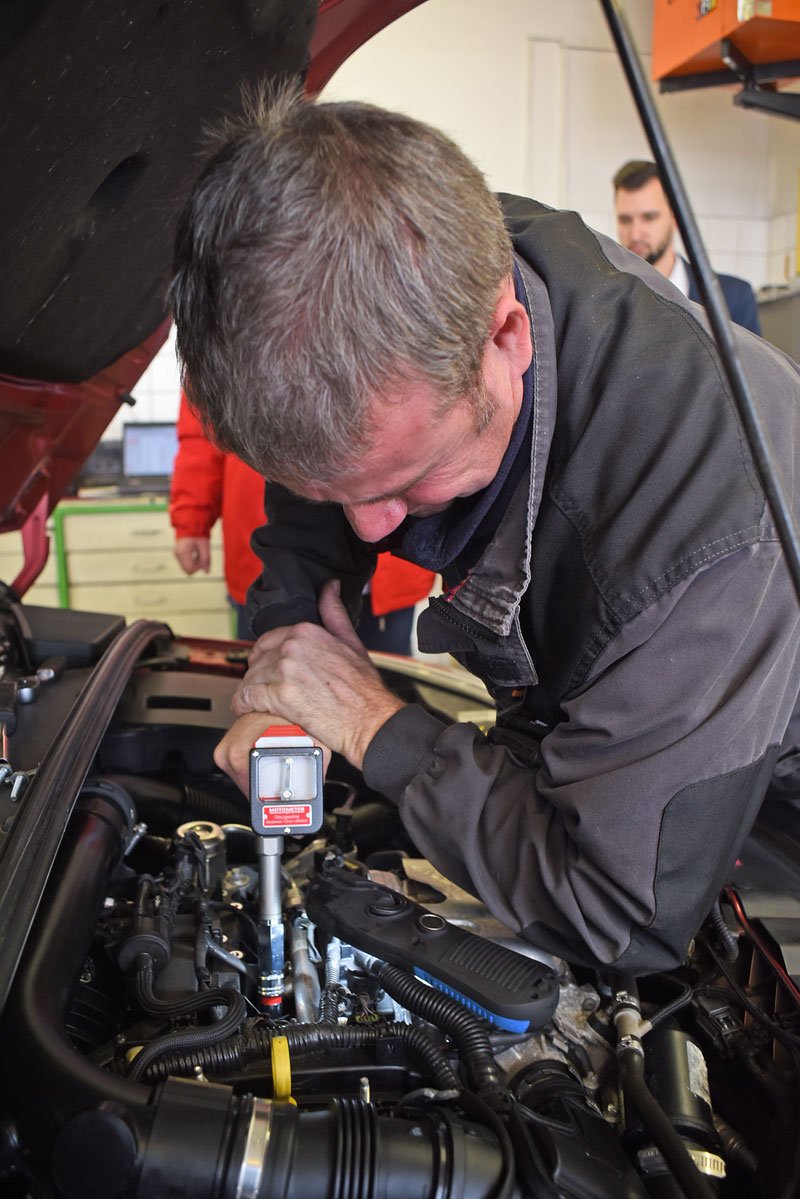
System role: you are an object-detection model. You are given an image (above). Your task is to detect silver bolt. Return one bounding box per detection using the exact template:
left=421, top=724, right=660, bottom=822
left=10, top=773, right=28, bottom=802
left=16, top=678, right=39, bottom=704
left=124, top=822, right=148, bottom=856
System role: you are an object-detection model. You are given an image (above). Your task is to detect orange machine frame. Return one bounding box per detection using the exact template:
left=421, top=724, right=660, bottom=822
left=652, top=0, right=800, bottom=82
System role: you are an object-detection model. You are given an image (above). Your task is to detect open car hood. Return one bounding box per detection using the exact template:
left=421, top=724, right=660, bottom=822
left=0, top=0, right=424, bottom=549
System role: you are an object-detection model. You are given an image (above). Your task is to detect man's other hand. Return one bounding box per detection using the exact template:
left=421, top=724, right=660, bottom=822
left=231, top=579, right=405, bottom=769
left=175, top=536, right=211, bottom=574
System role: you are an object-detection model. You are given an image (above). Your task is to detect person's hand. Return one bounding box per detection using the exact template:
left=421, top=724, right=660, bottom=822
left=232, top=579, right=405, bottom=769
left=174, top=536, right=211, bottom=574
left=214, top=711, right=331, bottom=795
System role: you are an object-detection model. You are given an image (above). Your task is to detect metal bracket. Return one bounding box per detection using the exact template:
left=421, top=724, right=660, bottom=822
left=659, top=38, right=800, bottom=123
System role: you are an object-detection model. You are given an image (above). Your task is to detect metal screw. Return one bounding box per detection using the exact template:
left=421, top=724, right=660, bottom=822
left=0, top=761, right=12, bottom=786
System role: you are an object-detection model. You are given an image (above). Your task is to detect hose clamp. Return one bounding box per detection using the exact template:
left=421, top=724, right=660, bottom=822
left=617, top=1033, right=645, bottom=1058
left=235, top=1098, right=273, bottom=1199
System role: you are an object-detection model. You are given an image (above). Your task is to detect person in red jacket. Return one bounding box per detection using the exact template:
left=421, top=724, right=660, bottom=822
left=170, top=394, right=265, bottom=637
left=170, top=392, right=434, bottom=646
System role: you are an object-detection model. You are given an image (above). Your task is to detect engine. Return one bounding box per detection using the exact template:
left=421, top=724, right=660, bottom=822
left=0, top=621, right=798, bottom=1199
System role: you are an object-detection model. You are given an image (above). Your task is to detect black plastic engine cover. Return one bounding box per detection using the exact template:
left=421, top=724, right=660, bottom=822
left=306, top=866, right=559, bottom=1032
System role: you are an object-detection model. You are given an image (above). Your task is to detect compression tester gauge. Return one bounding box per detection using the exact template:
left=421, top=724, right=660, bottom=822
left=250, top=725, right=324, bottom=1014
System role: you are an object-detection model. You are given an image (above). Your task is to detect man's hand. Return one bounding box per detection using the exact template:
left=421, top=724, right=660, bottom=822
left=214, top=711, right=332, bottom=795
left=175, top=536, right=211, bottom=574
left=232, top=579, right=405, bottom=769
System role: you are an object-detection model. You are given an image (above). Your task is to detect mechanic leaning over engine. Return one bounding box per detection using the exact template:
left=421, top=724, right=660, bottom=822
left=169, top=85, right=800, bottom=976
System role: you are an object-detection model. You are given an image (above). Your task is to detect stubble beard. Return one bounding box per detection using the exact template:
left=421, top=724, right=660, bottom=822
left=645, top=232, right=674, bottom=270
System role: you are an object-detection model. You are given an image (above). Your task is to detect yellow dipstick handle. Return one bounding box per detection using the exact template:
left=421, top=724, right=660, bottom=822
left=270, top=1035, right=296, bottom=1105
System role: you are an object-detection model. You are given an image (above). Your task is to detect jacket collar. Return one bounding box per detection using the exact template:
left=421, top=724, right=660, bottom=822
left=443, top=254, right=557, bottom=638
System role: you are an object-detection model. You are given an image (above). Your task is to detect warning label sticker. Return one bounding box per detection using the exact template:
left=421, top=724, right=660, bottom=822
left=261, top=803, right=313, bottom=828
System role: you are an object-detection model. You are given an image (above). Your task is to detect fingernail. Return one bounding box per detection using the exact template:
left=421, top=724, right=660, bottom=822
left=332, top=578, right=341, bottom=597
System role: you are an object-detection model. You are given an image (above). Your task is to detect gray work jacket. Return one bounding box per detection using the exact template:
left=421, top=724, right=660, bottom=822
left=250, top=197, right=800, bottom=973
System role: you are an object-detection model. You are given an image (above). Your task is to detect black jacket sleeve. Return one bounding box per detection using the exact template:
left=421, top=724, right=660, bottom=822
left=246, top=484, right=378, bottom=637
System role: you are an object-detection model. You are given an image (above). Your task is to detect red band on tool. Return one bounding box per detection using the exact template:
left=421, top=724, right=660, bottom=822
left=261, top=724, right=306, bottom=739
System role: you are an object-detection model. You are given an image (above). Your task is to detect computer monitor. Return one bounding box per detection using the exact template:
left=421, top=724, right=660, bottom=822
left=121, top=422, right=178, bottom=493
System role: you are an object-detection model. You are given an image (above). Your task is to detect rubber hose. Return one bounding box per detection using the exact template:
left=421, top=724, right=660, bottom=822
left=710, top=900, right=739, bottom=962
left=619, top=1046, right=717, bottom=1199
left=183, top=783, right=247, bottom=826
left=98, top=774, right=247, bottom=831
left=375, top=962, right=504, bottom=1100
left=272, top=1022, right=459, bottom=1091
left=141, top=1020, right=460, bottom=1091
left=134, top=956, right=238, bottom=1019
left=128, top=988, right=246, bottom=1083
left=319, top=986, right=340, bottom=1024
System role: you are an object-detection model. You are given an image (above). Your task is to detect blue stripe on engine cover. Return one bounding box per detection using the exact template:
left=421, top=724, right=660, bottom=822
left=413, top=969, right=531, bottom=1033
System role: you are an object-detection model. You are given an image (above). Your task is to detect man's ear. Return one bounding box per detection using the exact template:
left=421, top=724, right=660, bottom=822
left=488, top=274, right=533, bottom=379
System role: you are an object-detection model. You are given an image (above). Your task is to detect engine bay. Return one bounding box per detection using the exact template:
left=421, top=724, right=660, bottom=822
left=1, top=609, right=799, bottom=1198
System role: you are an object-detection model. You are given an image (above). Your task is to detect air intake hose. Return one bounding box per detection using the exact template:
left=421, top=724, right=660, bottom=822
left=133, top=1081, right=507, bottom=1199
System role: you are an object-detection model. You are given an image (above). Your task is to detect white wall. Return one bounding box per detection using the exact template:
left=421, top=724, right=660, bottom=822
left=129, top=0, right=797, bottom=430
left=767, top=104, right=800, bottom=284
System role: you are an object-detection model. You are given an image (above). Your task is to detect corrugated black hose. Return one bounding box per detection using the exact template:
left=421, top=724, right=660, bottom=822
left=138, top=1020, right=461, bottom=1091
left=128, top=955, right=246, bottom=1082
left=374, top=962, right=505, bottom=1103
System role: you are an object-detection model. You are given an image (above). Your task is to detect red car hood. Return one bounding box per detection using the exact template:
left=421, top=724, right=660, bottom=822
left=0, top=0, right=424, bottom=583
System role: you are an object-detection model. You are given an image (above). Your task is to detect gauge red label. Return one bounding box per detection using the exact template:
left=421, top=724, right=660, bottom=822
left=261, top=803, right=313, bottom=828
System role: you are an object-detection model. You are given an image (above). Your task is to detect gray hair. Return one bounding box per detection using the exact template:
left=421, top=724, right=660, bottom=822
left=169, top=85, right=513, bottom=487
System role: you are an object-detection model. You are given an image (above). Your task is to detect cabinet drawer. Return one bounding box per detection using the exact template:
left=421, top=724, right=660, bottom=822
left=63, top=509, right=172, bottom=551
left=62, top=510, right=223, bottom=553
left=25, top=583, right=60, bottom=607
left=68, top=549, right=223, bottom=584
left=70, top=579, right=228, bottom=615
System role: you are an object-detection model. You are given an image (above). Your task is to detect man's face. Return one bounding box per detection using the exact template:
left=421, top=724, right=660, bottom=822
left=299, top=379, right=520, bottom=543
left=614, top=176, right=676, bottom=273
